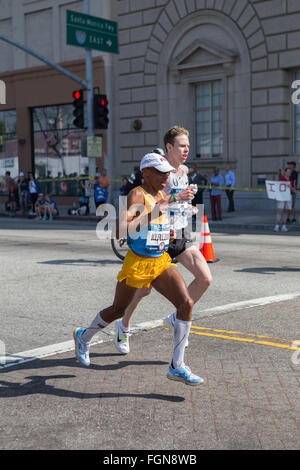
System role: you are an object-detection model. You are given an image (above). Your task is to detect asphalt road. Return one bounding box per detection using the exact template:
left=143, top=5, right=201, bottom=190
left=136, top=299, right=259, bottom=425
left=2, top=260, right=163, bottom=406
left=1, top=217, right=300, bottom=451
left=1, top=217, right=300, bottom=356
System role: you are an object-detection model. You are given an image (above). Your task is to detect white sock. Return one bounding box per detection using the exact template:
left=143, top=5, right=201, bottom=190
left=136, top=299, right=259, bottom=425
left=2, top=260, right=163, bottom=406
left=172, top=319, right=191, bottom=369
left=165, top=311, right=176, bottom=326
left=81, top=311, right=108, bottom=344
left=119, top=319, right=129, bottom=333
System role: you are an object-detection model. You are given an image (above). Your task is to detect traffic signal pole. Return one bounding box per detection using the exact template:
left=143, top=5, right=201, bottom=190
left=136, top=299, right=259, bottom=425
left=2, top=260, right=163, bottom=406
left=0, top=34, right=87, bottom=89
left=84, top=0, right=96, bottom=214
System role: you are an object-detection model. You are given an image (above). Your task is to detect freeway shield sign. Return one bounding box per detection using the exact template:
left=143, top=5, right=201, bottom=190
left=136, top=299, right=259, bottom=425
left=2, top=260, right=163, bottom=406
left=66, top=10, right=119, bottom=54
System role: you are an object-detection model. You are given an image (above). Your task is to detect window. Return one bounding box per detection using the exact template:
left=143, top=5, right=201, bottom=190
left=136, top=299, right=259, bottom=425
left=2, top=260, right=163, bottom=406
left=294, top=71, right=300, bottom=154
left=0, top=109, right=17, bottom=181
left=32, top=104, right=88, bottom=196
left=195, top=80, right=223, bottom=158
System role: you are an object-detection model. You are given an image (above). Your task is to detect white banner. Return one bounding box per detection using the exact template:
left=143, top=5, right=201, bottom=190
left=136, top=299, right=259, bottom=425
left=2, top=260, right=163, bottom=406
left=265, top=180, right=291, bottom=202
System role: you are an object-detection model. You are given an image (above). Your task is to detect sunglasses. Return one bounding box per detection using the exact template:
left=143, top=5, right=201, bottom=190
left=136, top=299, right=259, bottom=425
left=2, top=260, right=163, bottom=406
left=148, top=167, right=170, bottom=176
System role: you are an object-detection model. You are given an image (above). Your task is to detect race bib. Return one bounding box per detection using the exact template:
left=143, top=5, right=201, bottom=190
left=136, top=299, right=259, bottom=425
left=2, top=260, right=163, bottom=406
left=146, top=225, right=170, bottom=251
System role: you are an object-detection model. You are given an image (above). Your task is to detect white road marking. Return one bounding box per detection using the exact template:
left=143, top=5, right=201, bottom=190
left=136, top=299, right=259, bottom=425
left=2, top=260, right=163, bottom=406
left=1, top=292, right=300, bottom=369
left=193, top=293, right=300, bottom=317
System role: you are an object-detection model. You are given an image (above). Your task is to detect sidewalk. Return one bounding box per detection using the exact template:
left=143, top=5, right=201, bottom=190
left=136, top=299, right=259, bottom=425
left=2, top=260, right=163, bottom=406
left=207, top=209, right=300, bottom=231
left=1, top=206, right=299, bottom=232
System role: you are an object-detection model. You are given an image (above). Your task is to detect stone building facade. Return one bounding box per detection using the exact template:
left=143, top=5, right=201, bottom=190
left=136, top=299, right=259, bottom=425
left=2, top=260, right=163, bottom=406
left=113, top=0, right=300, bottom=189
left=1, top=0, right=300, bottom=204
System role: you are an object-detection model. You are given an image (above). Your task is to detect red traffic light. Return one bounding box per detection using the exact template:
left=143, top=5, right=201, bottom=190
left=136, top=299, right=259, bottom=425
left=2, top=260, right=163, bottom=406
left=73, top=90, right=82, bottom=100
left=100, top=98, right=108, bottom=106
left=72, top=89, right=84, bottom=128
left=93, top=94, right=109, bottom=129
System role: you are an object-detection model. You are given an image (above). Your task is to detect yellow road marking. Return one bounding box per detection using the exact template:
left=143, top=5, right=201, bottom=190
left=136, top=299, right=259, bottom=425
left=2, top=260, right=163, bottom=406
left=190, top=330, right=300, bottom=351
left=163, top=325, right=300, bottom=351
left=190, top=325, right=294, bottom=344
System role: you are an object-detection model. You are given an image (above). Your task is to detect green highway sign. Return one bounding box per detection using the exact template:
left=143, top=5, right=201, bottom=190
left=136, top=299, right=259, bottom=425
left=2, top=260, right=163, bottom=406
left=66, top=10, right=119, bottom=54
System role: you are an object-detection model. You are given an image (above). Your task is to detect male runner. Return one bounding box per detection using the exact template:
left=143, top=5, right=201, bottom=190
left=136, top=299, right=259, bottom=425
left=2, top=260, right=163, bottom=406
left=115, top=126, right=212, bottom=354
left=74, top=152, right=204, bottom=386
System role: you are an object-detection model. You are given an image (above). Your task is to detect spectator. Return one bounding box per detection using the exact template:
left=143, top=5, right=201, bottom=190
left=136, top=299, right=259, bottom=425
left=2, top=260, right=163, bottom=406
left=210, top=167, right=224, bottom=222
left=188, top=165, right=207, bottom=205
left=119, top=177, right=129, bottom=196
left=43, top=194, right=59, bottom=221
left=18, top=172, right=29, bottom=214
left=225, top=165, right=235, bottom=212
left=94, top=175, right=108, bottom=208
left=28, top=172, right=40, bottom=215
left=35, top=193, right=46, bottom=220
left=274, top=167, right=294, bottom=232
left=99, top=168, right=111, bottom=191
left=79, top=167, right=92, bottom=215
left=5, top=171, right=17, bottom=216
left=122, top=166, right=143, bottom=195
left=188, top=165, right=207, bottom=231
left=286, top=161, right=298, bottom=224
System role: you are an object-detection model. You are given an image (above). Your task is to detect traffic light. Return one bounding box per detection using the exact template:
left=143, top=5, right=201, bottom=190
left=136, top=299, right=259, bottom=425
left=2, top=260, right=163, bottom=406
left=93, top=94, right=109, bottom=129
left=72, top=89, right=84, bottom=128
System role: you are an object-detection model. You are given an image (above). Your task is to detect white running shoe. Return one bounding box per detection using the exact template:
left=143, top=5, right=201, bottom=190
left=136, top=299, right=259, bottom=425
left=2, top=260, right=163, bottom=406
left=273, top=224, right=279, bottom=232
left=163, top=313, right=189, bottom=348
left=114, top=319, right=130, bottom=355
left=73, top=328, right=90, bottom=366
left=167, top=363, right=204, bottom=386
left=281, top=225, right=288, bottom=232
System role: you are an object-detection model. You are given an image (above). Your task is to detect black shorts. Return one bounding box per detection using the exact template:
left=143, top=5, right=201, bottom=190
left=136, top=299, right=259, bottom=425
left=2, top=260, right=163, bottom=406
left=8, top=192, right=17, bottom=202
left=167, top=228, right=193, bottom=260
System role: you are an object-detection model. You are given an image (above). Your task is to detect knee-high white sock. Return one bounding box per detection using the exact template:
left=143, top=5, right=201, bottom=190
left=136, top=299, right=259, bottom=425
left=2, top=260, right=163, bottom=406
left=172, top=319, right=191, bottom=369
left=165, top=311, right=176, bottom=327
left=81, top=311, right=108, bottom=344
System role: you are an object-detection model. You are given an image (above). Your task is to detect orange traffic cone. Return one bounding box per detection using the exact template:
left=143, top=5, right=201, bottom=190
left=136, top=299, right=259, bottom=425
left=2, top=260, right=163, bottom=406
left=200, top=215, right=219, bottom=263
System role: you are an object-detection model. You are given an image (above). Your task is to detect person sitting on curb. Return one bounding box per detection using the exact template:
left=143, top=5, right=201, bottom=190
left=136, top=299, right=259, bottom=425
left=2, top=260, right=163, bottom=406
left=43, top=194, right=59, bottom=221
left=35, top=193, right=46, bottom=220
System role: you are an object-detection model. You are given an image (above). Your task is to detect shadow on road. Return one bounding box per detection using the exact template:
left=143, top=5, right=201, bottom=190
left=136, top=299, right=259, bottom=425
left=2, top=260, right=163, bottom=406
left=0, top=375, right=183, bottom=402
left=38, top=258, right=122, bottom=266
left=235, top=266, right=300, bottom=275
left=0, top=355, right=183, bottom=402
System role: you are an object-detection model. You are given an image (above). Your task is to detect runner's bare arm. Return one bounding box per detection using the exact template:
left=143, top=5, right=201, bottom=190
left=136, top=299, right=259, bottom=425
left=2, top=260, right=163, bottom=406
left=119, top=187, right=150, bottom=236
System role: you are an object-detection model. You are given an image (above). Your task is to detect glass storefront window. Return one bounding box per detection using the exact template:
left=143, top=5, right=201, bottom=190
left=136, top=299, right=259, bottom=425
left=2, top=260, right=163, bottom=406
left=0, top=109, right=18, bottom=190
left=32, top=104, right=89, bottom=196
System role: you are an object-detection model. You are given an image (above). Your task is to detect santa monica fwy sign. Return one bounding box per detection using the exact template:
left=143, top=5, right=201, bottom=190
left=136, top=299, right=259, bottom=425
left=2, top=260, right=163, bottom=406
left=66, top=10, right=119, bottom=54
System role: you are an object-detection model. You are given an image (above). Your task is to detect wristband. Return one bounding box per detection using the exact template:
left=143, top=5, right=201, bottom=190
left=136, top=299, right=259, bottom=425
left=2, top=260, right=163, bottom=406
left=172, top=193, right=177, bottom=202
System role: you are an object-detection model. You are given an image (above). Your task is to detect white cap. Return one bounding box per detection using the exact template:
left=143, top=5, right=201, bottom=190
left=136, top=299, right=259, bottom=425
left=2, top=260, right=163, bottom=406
left=140, top=153, right=176, bottom=173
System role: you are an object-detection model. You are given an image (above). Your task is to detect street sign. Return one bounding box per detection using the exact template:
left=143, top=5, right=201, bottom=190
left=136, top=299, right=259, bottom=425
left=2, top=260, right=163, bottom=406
left=66, top=10, right=119, bottom=54
left=87, top=135, right=102, bottom=158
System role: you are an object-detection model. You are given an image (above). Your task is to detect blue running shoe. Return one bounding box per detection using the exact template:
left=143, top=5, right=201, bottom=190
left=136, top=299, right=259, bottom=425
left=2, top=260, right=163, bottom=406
left=73, top=328, right=90, bottom=366
left=167, top=363, right=204, bottom=386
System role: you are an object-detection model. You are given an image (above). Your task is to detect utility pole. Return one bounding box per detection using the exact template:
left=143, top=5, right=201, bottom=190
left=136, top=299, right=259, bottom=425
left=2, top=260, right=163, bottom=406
left=84, top=0, right=96, bottom=214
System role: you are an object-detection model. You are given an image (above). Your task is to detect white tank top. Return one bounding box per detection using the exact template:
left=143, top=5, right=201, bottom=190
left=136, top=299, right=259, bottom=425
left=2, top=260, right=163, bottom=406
left=165, top=165, right=189, bottom=229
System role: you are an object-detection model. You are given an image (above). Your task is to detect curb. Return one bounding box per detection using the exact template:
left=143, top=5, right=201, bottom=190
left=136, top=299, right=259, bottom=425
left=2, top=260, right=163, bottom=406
left=1, top=212, right=299, bottom=231
left=0, top=212, right=99, bottom=223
